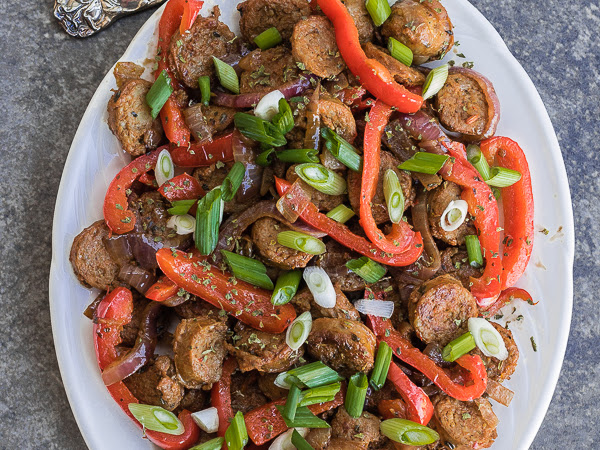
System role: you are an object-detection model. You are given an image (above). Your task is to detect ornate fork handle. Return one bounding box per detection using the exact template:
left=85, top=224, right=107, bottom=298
left=54, top=0, right=165, bottom=37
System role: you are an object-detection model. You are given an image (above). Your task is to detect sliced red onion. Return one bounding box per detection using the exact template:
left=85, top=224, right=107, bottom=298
left=474, top=397, right=500, bottom=428
left=101, top=301, right=161, bottom=386
left=232, top=129, right=263, bottom=202
left=353, top=299, right=395, bottom=318
left=103, top=234, right=133, bottom=265
left=118, top=263, right=156, bottom=295
left=191, top=407, right=219, bottom=433
left=486, top=379, right=514, bottom=407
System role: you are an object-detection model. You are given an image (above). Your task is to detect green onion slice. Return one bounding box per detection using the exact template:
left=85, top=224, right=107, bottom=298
left=199, top=75, right=211, bottom=106
left=383, top=169, right=405, bottom=223
left=486, top=167, right=522, bottom=188
left=234, top=112, right=287, bottom=147
left=465, top=235, right=484, bottom=269
left=467, top=144, right=492, bottom=181
left=369, top=342, right=393, bottom=390
left=345, top=373, right=368, bottom=418
left=283, top=383, right=302, bottom=422
left=346, top=257, right=386, bottom=284
left=365, top=0, right=391, bottom=26
left=422, top=64, right=449, bottom=100
left=272, top=98, right=294, bottom=135
left=221, top=250, right=274, bottom=290
left=292, top=429, right=315, bottom=450
left=213, top=56, right=240, bottom=94
left=146, top=70, right=173, bottom=119
left=388, top=37, right=413, bottom=67
left=468, top=318, right=509, bottom=360
left=189, top=437, right=225, bottom=450
left=167, top=214, right=196, bottom=235
left=380, top=419, right=440, bottom=446
left=440, top=199, right=468, bottom=232
left=168, top=199, right=196, bottom=215
left=254, top=27, right=283, bottom=50
left=221, top=161, right=245, bottom=202
left=303, top=266, right=336, bottom=308
left=398, top=152, right=449, bottom=175
left=256, top=148, right=275, bottom=167
left=272, top=270, right=302, bottom=306
left=275, top=361, right=343, bottom=389
left=155, top=148, right=174, bottom=186
left=321, top=127, right=363, bottom=172
left=275, top=405, right=331, bottom=428
left=442, top=331, right=477, bottom=362
left=295, top=163, right=347, bottom=195
left=326, top=204, right=355, bottom=224
left=127, top=404, right=184, bottom=435
left=286, top=311, right=313, bottom=351
left=299, top=382, right=341, bottom=407
left=224, top=411, right=248, bottom=450
left=195, top=188, right=224, bottom=255
left=277, top=231, right=326, bottom=255
left=276, top=148, right=320, bottom=164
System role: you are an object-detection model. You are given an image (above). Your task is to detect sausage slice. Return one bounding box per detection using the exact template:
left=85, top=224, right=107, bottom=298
left=331, top=407, right=383, bottom=449
left=341, top=0, right=375, bottom=43
left=291, top=286, right=360, bottom=321
left=239, top=46, right=301, bottom=94
left=238, top=0, right=311, bottom=42
left=472, top=322, right=519, bottom=382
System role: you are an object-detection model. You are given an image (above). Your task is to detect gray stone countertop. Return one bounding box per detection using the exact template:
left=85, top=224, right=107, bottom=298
left=0, top=0, right=597, bottom=448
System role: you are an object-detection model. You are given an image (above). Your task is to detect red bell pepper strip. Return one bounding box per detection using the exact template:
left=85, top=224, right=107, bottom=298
left=156, top=248, right=296, bottom=333
left=440, top=141, right=503, bottom=301
left=378, top=399, right=408, bottom=420
left=210, top=357, right=238, bottom=437
left=316, top=0, right=423, bottom=113
left=103, top=149, right=160, bottom=234
left=94, top=288, right=200, bottom=449
left=146, top=276, right=179, bottom=302
left=480, top=137, right=534, bottom=290
left=138, top=172, right=157, bottom=187
left=180, top=0, right=204, bottom=34
left=361, top=100, right=421, bottom=254
left=387, top=362, right=433, bottom=426
left=275, top=177, right=423, bottom=266
left=367, top=316, right=487, bottom=401
left=245, top=390, right=345, bottom=446
left=158, top=173, right=205, bottom=202
left=482, top=287, right=537, bottom=318
left=171, top=132, right=235, bottom=167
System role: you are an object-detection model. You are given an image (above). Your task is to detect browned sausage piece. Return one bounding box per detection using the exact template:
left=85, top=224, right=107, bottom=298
left=305, top=428, right=332, bottom=450
left=408, top=274, right=478, bottom=347
left=472, top=322, right=519, bottom=382
left=381, top=0, right=453, bottom=64
left=258, top=373, right=288, bottom=401
left=362, top=43, right=425, bottom=87
left=113, top=62, right=145, bottom=89
left=292, top=16, right=346, bottom=79
left=70, top=220, right=119, bottom=290
left=428, top=181, right=475, bottom=246
left=179, top=388, right=206, bottom=414
left=183, top=104, right=237, bottom=143
left=348, top=150, right=414, bottom=225
left=107, top=78, right=163, bottom=157
left=123, top=356, right=184, bottom=411
left=285, top=165, right=345, bottom=213
left=120, top=296, right=150, bottom=347
left=318, top=96, right=357, bottom=143
left=238, top=0, right=311, bottom=42
left=239, top=46, right=301, bottom=94
left=434, top=395, right=498, bottom=448
left=306, top=318, right=377, bottom=375
left=168, top=7, right=237, bottom=88
left=251, top=217, right=314, bottom=270
left=315, top=241, right=366, bottom=292
left=341, top=0, right=375, bottom=43
left=291, top=286, right=360, bottom=321
left=439, top=247, right=483, bottom=290
left=226, top=322, right=303, bottom=373
left=174, top=297, right=228, bottom=323
left=173, top=317, right=228, bottom=389
left=331, top=407, right=383, bottom=449
left=193, top=164, right=253, bottom=214
left=231, top=371, right=268, bottom=413
left=327, top=439, right=363, bottom=450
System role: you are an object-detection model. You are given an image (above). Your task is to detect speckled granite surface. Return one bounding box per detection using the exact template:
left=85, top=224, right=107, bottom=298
left=0, top=0, right=596, bottom=448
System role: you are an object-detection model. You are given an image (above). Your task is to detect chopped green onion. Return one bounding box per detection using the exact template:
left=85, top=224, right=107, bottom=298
left=326, top=204, right=355, bottom=224
left=286, top=311, right=313, bottom=351
left=155, top=148, right=174, bottom=186
left=468, top=318, right=509, bottom=360
left=283, top=383, right=302, bottom=421
left=345, top=373, right=368, bottom=418
left=292, top=429, right=315, bottom=450
left=221, top=161, right=245, bottom=202
left=127, top=404, right=184, bottom=435
left=224, top=411, right=248, bottom=450
left=256, top=148, right=275, bottom=166
left=146, top=70, right=173, bottom=119
left=365, top=0, right=391, bottom=26
left=253, top=27, right=283, bottom=50
left=422, top=64, right=449, bottom=100
left=299, top=382, right=341, bottom=407
left=168, top=199, right=196, bottom=215
left=255, top=90, right=285, bottom=120
left=234, top=112, right=287, bottom=147
left=321, top=127, right=362, bottom=172
left=167, top=214, right=196, bottom=235
left=383, top=169, right=405, bottom=223
left=303, top=266, right=336, bottom=308
left=442, top=331, right=477, bottom=362
left=295, top=163, right=347, bottom=195
left=221, top=250, right=274, bottom=290
left=466, top=144, right=492, bottom=181
left=465, top=235, right=484, bottom=269
left=388, top=37, right=413, bottom=67
left=189, top=437, right=225, bottom=450
left=275, top=361, right=343, bottom=389
left=275, top=405, right=331, bottom=428
left=276, top=148, right=320, bottom=164
left=380, top=419, right=440, bottom=446
left=213, top=57, right=239, bottom=94
left=198, top=76, right=211, bottom=106
left=398, top=152, right=449, bottom=174
left=277, top=231, right=326, bottom=255
left=272, top=270, right=302, bottom=306
left=486, top=167, right=522, bottom=188
left=272, top=98, right=294, bottom=134
left=346, top=257, right=386, bottom=284
left=195, top=188, right=224, bottom=255
left=370, top=342, right=393, bottom=390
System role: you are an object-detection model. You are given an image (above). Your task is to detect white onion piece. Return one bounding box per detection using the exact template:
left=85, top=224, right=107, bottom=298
left=268, top=427, right=309, bottom=450
left=303, top=266, right=336, bottom=308
left=191, top=407, right=219, bottom=433
left=286, top=311, right=313, bottom=351
left=440, top=199, right=468, bottom=232
left=254, top=90, right=284, bottom=121
left=166, top=214, right=196, bottom=235
left=155, top=148, right=174, bottom=186
left=354, top=299, right=395, bottom=319
left=468, top=318, right=508, bottom=360
left=274, top=371, right=292, bottom=390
